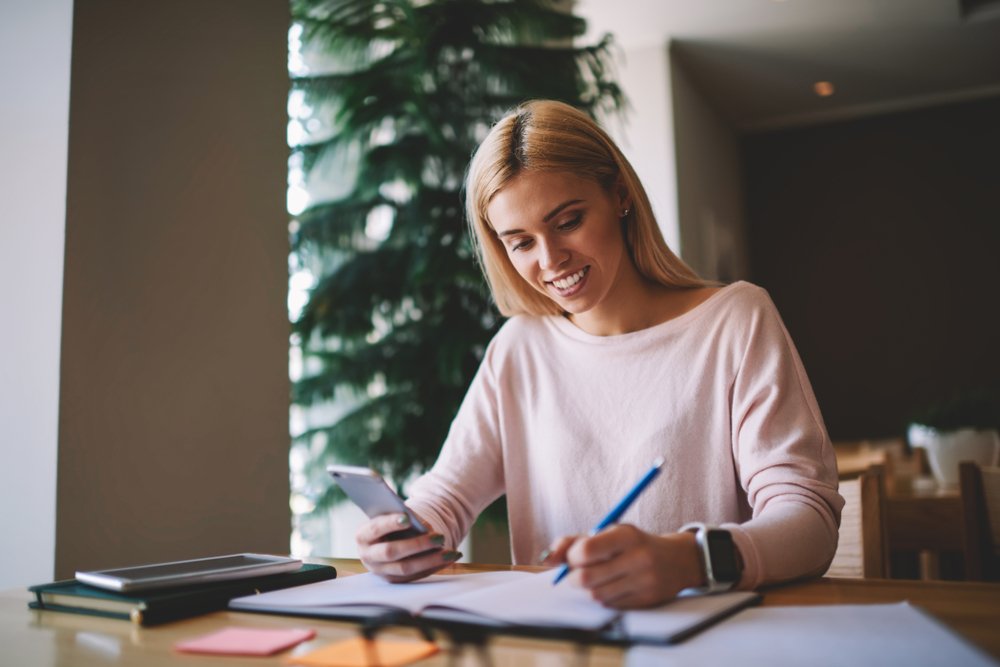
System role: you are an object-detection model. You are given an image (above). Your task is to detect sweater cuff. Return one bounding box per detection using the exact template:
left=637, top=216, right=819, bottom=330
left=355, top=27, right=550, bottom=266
left=723, top=524, right=764, bottom=590
left=405, top=498, right=458, bottom=550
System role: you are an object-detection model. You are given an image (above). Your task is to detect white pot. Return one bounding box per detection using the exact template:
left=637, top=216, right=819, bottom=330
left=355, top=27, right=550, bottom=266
left=909, top=425, right=1000, bottom=489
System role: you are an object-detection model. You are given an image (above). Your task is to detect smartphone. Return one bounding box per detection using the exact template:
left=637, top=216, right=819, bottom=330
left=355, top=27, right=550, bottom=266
left=75, top=553, right=302, bottom=593
left=327, top=464, right=428, bottom=540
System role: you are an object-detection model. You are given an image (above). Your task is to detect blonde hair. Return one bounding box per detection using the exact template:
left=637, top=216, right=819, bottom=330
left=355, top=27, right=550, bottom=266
left=465, top=100, right=707, bottom=317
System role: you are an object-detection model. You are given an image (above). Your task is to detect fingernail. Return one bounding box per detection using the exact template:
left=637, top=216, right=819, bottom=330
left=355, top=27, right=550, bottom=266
left=443, top=550, right=461, bottom=562
left=396, top=514, right=410, bottom=526
left=430, top=534, right=445, bottom=547
left=538, top=549, right=551, bottom=563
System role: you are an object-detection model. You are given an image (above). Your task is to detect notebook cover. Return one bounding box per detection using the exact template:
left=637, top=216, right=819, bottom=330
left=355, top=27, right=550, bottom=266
left=29, top=562, right=337, bottom=626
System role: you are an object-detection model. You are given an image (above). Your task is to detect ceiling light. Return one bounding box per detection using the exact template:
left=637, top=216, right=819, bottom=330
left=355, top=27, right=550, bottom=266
left=813, top=81, right=835, bottom=97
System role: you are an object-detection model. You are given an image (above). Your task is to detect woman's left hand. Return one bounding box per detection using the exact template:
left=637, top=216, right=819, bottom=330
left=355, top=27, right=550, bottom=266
left=541, top=524, right=705, bottom=608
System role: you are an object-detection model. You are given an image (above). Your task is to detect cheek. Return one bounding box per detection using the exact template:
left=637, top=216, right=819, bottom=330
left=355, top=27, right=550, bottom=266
left=597, top=217, right=624, bottom=244
left=592, top=219, right=627, bottom=259
left=507, top=253, right=536, bottom=282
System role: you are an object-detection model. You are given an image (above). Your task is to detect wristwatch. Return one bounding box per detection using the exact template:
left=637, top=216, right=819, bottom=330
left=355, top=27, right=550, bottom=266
left=680, top=522, right=743, bottom=593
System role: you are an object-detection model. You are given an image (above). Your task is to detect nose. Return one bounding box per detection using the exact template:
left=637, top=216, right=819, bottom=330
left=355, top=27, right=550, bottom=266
left=537, top=238, right=569, bottom=271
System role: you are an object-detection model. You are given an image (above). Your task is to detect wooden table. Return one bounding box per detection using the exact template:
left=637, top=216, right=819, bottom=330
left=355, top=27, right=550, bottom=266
left=834, top=439, right=896, bottom=479
left=3, top=559, right=1000, bottom=666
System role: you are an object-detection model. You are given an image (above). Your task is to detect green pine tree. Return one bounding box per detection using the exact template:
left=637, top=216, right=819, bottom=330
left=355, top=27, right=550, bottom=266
left=288, top=0, right=624, bottom=521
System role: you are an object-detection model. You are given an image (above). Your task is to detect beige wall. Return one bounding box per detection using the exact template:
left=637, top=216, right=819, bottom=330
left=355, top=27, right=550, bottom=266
left=670, top=46, right=750, bottom=282
left=55, top=0, right=291, bottom=577
left=601, top=44, right=682, bottom=255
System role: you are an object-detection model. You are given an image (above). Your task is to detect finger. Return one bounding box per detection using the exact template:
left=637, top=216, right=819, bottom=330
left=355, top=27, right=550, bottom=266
left=371, top=550, right=463, bottom=583
left=540, top=535, right=579, bottom=565
left=364, top=532, right=446, bottom=565
left=584, top=558, right=652, bottom=605
left=356, top=513, right=419, bottom=546
left=585, top=542, right=684, bottom=608
left=593, top=587, right=660, bottom=610
left=572, top=552, right=630, bottom=592
left=590, top=564, right=682, bottom=609
left=566, top=524, right=639, bottom=568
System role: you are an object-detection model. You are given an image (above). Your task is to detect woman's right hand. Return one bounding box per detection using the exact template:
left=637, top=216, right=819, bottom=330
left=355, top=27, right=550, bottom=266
left=356, top=512, right=462, bottom=583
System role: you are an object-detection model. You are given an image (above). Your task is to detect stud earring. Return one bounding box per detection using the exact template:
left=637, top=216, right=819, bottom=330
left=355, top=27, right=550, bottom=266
left=621, top=208, right=630, bottom=218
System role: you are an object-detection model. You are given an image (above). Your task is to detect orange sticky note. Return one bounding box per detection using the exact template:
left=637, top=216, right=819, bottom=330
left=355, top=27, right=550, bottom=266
left=286, top=637, right=439, bottom=667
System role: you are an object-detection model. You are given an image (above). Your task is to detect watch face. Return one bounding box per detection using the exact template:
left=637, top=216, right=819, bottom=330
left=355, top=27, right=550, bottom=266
left=707, top=530, right=740, bottom=583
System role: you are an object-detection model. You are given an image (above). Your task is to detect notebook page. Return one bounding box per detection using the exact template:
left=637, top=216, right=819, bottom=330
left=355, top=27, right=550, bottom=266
left=421, top=570, right=618, bottom=630
left=231, top=570, right=530, bottom=615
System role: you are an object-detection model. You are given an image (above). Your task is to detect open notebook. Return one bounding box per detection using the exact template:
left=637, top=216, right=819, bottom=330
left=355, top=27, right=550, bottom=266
left=229, top=570, right=759, bottom=645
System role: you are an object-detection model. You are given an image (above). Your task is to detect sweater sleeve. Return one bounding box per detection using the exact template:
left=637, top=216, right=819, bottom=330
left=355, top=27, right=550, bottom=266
left=404, top=337, right=506, bottom=550
left=724, top=290, right=844, bottom=589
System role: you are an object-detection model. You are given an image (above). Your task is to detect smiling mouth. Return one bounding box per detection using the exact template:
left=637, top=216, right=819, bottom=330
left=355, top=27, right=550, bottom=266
left=548, top=267, right=589, bottom=294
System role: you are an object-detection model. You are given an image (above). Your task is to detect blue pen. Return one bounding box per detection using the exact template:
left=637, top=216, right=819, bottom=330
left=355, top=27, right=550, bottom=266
left=552, top=457, right=665, bottom=585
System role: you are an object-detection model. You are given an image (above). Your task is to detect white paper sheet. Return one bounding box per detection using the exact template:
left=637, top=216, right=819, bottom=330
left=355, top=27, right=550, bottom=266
left=626, top=602, right=998, bottom=667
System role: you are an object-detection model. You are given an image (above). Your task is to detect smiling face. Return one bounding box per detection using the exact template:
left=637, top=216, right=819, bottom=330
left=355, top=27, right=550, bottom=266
left=487, top=169, right=640, bottom=330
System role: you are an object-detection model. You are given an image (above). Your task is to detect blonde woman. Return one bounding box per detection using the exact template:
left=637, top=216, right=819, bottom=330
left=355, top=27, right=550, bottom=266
left=355, top=100, right=843, bottom=609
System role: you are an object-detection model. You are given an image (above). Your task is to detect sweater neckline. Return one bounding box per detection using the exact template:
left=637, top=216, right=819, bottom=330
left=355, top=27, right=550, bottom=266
left=548, top=281, right=749, bottom=344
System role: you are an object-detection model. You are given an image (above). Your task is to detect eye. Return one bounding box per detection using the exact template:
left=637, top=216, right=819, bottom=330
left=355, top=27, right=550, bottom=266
left=557, top=214, right=582, bottom=231
left=510, top=238, right=533, bottom=252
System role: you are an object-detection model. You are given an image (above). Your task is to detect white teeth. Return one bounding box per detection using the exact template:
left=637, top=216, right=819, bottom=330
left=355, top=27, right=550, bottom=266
left=552, top=268, right=586, bottom=290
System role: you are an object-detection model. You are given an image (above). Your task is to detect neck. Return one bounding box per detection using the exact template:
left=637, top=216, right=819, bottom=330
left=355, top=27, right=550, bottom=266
left=568, top=277, right=718, bottom=337
left=569, top=271, right=669, bottom=336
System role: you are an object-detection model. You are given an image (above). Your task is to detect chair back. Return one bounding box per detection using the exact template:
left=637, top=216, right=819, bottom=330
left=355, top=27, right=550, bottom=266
left=960, top=461, right=1000, bottom=581
left=826, top=465, right=889, bottom=578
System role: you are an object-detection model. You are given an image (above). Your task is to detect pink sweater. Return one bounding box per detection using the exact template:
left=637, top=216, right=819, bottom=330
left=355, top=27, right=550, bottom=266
left=407, top=281, right=843, bottom=589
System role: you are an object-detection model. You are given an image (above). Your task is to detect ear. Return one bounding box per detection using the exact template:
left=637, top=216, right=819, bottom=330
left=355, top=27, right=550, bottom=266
left=615, top=177, right=631, bottom=214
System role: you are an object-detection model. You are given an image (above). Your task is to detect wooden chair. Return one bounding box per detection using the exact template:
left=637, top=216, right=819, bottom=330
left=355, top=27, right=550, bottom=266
left=960, top=461, right=1000, bottom=581
left=833, top=438, right=901, bottom=480
left=826, top=465, right=889, bottom=578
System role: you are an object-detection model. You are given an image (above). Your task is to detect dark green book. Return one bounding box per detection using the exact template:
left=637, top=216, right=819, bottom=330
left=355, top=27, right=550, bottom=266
left=28, top=562, right=337, bottom=626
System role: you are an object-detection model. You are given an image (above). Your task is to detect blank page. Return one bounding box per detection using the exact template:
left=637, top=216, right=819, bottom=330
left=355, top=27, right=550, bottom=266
left=422, top=570, right=617, bottom=630
left=231, top=570, right=529, bottom=615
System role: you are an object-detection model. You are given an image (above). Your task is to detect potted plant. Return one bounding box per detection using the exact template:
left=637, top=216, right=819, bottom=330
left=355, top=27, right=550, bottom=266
left=907, top=389, right=1000, bottom=489
left=287, top=0, right=624, bottom=554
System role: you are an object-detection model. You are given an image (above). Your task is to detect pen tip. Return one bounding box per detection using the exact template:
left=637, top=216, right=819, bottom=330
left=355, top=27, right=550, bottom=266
left=652, top=457, right=665, bottom=468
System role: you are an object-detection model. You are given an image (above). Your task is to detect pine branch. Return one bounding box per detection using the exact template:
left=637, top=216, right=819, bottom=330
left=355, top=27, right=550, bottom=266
left=290, top=0, right=625, bottom=516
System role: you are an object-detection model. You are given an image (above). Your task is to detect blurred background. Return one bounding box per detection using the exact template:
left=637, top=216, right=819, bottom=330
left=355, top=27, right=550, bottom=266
left=1, top=0, right=997, bottom=588
left=285, top=0, right=1000, bottom=561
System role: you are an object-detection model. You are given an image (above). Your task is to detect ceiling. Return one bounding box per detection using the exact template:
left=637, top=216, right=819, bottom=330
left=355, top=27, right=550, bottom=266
left=576, top=0, right=1000, bottom=131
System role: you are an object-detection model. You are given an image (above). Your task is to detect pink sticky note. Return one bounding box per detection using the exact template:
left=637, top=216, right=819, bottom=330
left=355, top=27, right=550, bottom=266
left=175, top=627, right=316, bottom=656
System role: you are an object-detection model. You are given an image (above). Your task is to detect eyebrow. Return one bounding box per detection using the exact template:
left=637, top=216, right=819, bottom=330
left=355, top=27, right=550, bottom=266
left=496, top=199, right=584, bottom=238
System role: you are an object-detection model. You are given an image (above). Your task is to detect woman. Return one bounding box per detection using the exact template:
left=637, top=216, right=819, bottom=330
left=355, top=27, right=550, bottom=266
left=355, top=100, right=843, bottom=608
